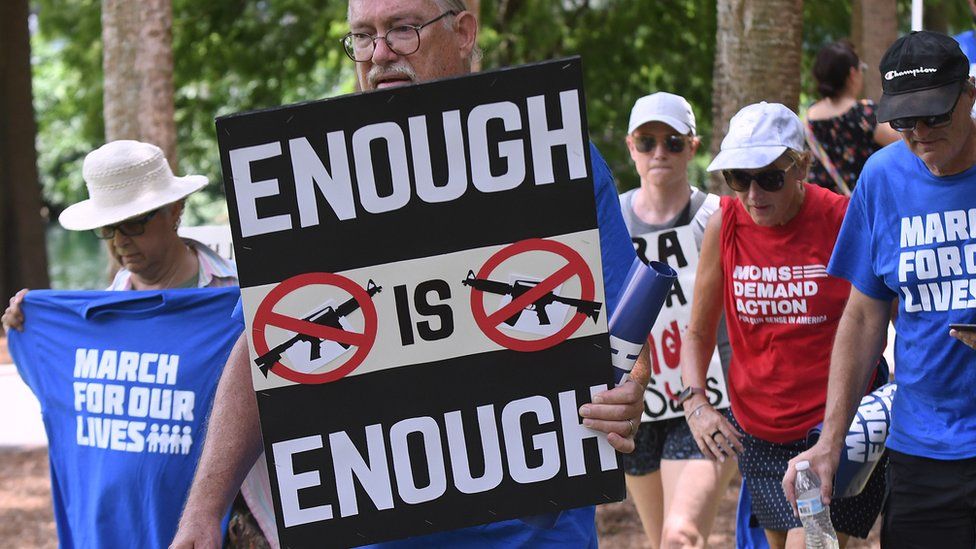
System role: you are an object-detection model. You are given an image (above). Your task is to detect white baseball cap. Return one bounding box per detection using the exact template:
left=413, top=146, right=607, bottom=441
left=628, top=92, right=697, bottom=135
left=707, top=102, right=805, bottom=172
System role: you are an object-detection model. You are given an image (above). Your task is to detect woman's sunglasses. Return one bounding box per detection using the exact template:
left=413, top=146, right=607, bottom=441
left=633, top=134, right=688, bottom=154
left=93, top=208, right=161, bottom=239
left=722, top=159, right=796, bottom=193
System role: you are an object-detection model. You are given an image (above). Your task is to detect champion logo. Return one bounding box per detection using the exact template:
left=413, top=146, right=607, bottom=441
left=884, top=66, right=937, bottom=80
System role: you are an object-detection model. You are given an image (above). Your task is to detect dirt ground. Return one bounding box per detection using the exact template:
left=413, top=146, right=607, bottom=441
left=0, top=449, right=58, bottom=549
left=1, top=447, right=879, bottom=548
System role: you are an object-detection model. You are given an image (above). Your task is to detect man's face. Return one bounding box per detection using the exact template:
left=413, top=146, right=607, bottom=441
left=626, top=121, right=697, bottom=188
left=347, top=0, right=477, bottom=91
left=900, top=81, right=976, bottom=176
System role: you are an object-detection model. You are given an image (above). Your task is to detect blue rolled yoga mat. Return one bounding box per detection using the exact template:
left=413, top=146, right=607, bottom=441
left=608, top=257, right=678, bottom=384
left=806, top=383, right=897, bottom=499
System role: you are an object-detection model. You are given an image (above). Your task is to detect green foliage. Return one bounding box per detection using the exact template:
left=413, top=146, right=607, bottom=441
left=480, top=0, right=717, bottom=191
left=32, top=0, right=103, bottom=209
left=31, top=0, right=356, bottom=222
left=171, top=0, right=355, bottom=214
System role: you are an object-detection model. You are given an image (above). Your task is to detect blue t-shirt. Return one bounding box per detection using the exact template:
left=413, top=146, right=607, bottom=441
left=954, top=30, right=976, bottom=75
left=828, top=141, right=976, bottom=460
left=233, top=144, right=634, bottom=547
left=9, top=288, right=242, bottom=549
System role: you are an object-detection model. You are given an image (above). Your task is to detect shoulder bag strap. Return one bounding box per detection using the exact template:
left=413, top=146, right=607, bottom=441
left=803, top=119, right=852, bottom=197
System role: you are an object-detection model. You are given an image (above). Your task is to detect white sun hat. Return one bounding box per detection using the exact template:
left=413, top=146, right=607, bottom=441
left=706, top=102, right=805, bottom=172
left=59, top=140, right=208, bottom=231
left=628, top=92, right=697, bottom=135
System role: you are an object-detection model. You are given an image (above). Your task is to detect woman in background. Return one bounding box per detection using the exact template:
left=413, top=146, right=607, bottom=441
left=806, top=40, right=899, bottom=195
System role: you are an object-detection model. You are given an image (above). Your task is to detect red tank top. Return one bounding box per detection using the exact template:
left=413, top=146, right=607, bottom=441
left=720, top=183, right=850, bottom=443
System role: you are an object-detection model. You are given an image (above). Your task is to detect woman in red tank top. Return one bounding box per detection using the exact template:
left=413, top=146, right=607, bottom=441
left=677, top=102, right=884, bottom=548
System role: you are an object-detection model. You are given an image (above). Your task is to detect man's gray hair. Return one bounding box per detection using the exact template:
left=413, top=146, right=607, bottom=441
left=435, top=0, right=470, bottom=12
left=434, top=0, right=483, bottom=66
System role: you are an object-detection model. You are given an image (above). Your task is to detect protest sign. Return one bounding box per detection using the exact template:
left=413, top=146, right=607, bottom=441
left=631, top=225, right=730, bottom=421
left=216, top=58, right=623, bottom=547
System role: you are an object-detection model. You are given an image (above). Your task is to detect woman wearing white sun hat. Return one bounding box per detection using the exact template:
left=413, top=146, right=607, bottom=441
left=0, top=140, right=273, bottom=545
left=3, top=139, right=237, bottom=336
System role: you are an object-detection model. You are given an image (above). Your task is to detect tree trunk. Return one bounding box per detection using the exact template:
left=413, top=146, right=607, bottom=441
left=101, top=0, right=177, bottom=168
left=852, top=0, right=897, bottom=102
left=0, top=0, right=51, bottom=300
left=710, top=0, right=804, bottom=193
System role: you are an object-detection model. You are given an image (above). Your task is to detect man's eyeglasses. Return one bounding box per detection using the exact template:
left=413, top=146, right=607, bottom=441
left=633, top=134, right=688, bottom=154
left=723, top=159, right=797, bottom=193
left=889, top=87, right=962, bottom=132
left=341, top=11, right=457, bottom=62
left=92, top=209, right=160, bottom=240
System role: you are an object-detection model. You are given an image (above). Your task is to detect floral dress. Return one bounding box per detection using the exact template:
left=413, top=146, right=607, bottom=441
left=807, top=99, right=881, bottom=194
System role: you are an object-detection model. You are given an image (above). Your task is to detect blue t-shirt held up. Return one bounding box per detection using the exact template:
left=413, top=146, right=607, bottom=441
left=9, top=288, right=242, bottom=549
left=828, top=141, right=976, bottom=460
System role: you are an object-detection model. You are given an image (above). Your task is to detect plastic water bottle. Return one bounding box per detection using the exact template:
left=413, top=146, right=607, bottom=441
left=794, top=460, right=839, bottom=549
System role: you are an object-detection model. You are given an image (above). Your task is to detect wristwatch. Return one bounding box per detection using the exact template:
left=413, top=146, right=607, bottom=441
left=674, top=386, right=706, bottom=406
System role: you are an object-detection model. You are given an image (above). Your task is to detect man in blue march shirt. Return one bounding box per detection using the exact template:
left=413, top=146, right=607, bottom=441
left=172, top=1, right=644, bottom=547
left=785, top=31, right=976, bottom=549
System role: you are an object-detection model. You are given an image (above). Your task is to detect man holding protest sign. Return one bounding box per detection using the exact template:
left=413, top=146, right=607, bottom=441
left=173, top=1, right=644, bottom=547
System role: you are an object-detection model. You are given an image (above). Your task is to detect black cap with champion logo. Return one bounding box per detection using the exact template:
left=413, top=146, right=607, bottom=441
left=877, top=31, right=969, bottom=123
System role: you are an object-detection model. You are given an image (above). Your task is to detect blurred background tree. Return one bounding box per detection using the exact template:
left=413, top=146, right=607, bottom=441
left=1, top=0, right=49, bottom=301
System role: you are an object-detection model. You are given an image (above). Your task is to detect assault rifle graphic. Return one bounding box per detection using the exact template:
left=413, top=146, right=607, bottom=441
left=254, top=280, right=382, bottom=376
left=461, top=270, right=602, bottom=327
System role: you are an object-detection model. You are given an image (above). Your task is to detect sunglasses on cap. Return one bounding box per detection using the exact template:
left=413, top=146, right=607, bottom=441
left=889, top=87, right=962, bottom=132
left=722, top=159, right=797, bottom=193
left=633, top=134, right=688, bottom=154
left=92, top=208, right=161, bottom=240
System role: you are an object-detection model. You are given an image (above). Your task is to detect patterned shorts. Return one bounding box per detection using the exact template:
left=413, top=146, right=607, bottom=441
left=731, top=413, right=886, bottom=537
left=622, top=414, right=712, bottom=476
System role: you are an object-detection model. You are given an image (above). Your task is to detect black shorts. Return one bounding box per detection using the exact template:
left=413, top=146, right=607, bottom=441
left=621, top=410, right=732, bottom=476
left=732, top=413, right=885, bottom=538
left=881, top=449, right=976, bottom=549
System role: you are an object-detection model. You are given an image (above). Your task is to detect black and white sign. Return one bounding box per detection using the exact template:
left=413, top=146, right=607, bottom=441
left=216, top=59, right=622, bottom=547
left=632, top=226, right=729, bottom=421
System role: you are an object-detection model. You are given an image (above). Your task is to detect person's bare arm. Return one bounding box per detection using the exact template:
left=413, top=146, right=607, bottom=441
left=782, top=287, right=890, bottom=510
left=171, top=334, right=264, bottom=548
left=680, top=211, right=742, bottom=460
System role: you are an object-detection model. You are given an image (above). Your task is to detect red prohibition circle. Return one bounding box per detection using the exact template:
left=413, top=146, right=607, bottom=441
left=251, top=272, right=377, bottom=384
left=469, top=238, right=596, bottom=352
